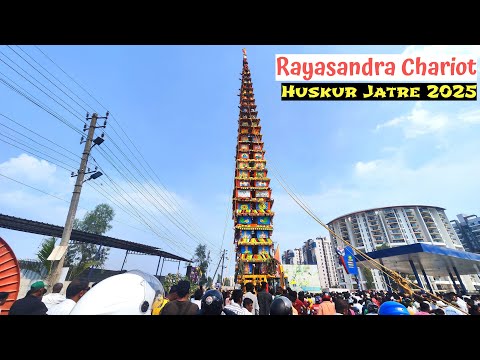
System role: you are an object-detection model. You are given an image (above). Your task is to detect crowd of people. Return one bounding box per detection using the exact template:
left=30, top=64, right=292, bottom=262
left=152, top=279, right=480, bottom=315
left=4, top=270, right=480, bottom=315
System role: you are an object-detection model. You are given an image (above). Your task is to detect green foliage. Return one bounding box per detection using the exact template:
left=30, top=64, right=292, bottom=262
left=37, top=237, right=57, bottom=274
left=20, top=237, right=57, bottom=276
left=74, top=204, right=114, bottom=234
left=162, top=273, right=188, bottom=293
left=361, top=266, right=375, bottom=290
left=192, top=244, right=211, bottom=285
left=162, top=273, right=204, bottom=297
left=65, top=204, right=115, bottom=280
left=376, top=242, right=390, bottom=250
left=223, top=277, right=231, bottom=286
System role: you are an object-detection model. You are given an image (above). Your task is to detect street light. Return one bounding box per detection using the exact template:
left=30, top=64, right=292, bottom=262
left=83, top=171, right=103, bottom=183
left=92, top=136, right=104, bottom=147
left=89, top=171, right=103, bottom=180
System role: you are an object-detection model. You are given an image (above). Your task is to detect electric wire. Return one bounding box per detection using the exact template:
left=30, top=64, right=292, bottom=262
left=0, top=171, right=151, bottom=234
left=0, top=112, right=82, bottom=159
left=30, top=45, right=216, bottom=256
left=0, top=71, right=84, bottom=135
left=8, top=45, right=91, bottom=114
left=3, top=47, right=195, bottom=256
left=0, top=51, right=86, bottom=121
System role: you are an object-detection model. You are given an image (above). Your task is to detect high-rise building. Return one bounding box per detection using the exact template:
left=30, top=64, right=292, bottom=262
left=301, top=237, right=339, bottom=289
left=233, top=49, right=279, bottom=287
left=451, top=214, right=480, bottom=254
left=327, top=205, right=477, bottom=292
left=293, top=248, right=303, bottom=265
left=282, top=249, right=303, bottom=265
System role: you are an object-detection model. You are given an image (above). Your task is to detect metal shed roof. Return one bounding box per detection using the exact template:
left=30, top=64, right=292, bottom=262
left=0, top=213, right=191, bottom=262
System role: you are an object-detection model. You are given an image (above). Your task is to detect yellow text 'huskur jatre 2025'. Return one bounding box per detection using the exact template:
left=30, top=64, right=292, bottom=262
left=280, top=83, right=477, bottom=101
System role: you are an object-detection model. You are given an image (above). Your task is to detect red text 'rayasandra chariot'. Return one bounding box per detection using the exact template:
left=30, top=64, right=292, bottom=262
left=233, top=49, right=285, bottom=289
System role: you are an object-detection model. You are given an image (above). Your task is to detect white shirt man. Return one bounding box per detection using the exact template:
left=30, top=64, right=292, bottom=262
left=455, top=296, right=468, bottom=314
left=242, top=283, right=259, bottom=315
left=225, top=301, right=251, bottom=315
left=47, top=278, right=90, bottom=315
left=436, top=301, right=465, bottom=315
left=47, top=299, right=76, bottom=315
left=42, top=283, right=66, bottom=310
left=42, top=293, right=66, bottom=310
left=225, top=289, right=251, bottom=315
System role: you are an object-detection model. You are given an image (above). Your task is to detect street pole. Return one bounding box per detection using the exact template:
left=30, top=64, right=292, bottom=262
left=46, top=113, right=100, bottom=287
left=220, top=249, right=226, bottom=287
left=211, top=251, right=223, bottom=288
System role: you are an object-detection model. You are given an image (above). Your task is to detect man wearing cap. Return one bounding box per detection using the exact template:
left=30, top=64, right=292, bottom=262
left=9, top=281, right=48, bottom=315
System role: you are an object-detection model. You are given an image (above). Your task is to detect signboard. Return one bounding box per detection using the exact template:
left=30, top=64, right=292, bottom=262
left=337, top=246, right=359, bottom=275
left=282, top=264, right=321, bottom=292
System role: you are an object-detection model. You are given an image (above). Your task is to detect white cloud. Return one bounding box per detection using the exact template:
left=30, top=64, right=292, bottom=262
left=354, top=160, right=381, bottom=175
left=350, top=141, right=480, bottom=212
left=271, top=136, right=480, bottom=255
left=375, top=102, right=452, bottom=139
left=0, top=153, right=57, bottom=183
left=458, top=109, right=480, bottom=124
left=0, top=154, right=76, bottom=224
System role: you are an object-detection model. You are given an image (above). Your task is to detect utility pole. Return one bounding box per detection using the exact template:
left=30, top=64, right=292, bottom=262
left=46, top=112, right=108, bottom=287
left=211, top=249, right=226, bottom=288
left=220, top=249, right=227, bottom=287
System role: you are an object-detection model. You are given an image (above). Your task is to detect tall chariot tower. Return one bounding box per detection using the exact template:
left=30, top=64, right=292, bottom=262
left=232, top=49, right=282, bottom=288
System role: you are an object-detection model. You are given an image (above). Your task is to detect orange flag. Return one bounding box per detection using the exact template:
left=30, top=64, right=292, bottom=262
left=274, top=244, right=281, bottom=262
left=274, top=244, right=282, bottom=277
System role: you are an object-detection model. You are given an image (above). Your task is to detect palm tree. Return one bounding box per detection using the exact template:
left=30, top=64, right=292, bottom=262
left=36, top=237, right=57, bottom=275
left=20, top=237, right=56, bottom=276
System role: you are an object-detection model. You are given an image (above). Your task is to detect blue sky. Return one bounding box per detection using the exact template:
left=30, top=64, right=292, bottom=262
left=0, top=45, right=479, bottom=279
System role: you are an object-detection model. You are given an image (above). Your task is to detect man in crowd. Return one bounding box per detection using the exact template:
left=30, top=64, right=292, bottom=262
left=9, top=281, right=48, bottom=315
left=152, top=284, right=178, bottom=315
left=257, top=281, right=272, bottom=315
left=47, top=278, right=90, bottom=315
left=243, top=282, right=259, bottom=315
left=42, top=282, right=66, bottom=310
left=161, top=280, right=198, bottom=315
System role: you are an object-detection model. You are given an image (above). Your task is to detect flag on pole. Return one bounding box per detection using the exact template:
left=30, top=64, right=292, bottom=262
left=274, top=244, right=281, bottom=262
left=274, top=244, right=282, bottom=277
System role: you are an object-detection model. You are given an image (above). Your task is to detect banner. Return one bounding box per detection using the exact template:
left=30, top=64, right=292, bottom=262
left=282, top=264, right=321, bottom=292
left=336, top=247, right=348, bottom=273
left=343, top=246, right=359, bottom=275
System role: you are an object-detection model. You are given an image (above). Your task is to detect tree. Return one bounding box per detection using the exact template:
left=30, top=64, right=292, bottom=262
left=162, top=273, right=202, bottom=297
left=65, top=204, right=115, bottom=280
left=192, top=244, right=211, bottom=286
left=163, top=273, right=188, bottom=293
left=20, top=237, right=57, bottom=276
left=361, top=266, right=375, bottom=290
left=37, top=237, right=57, bottom=275
left=223, top=277, right=231, bottom=287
